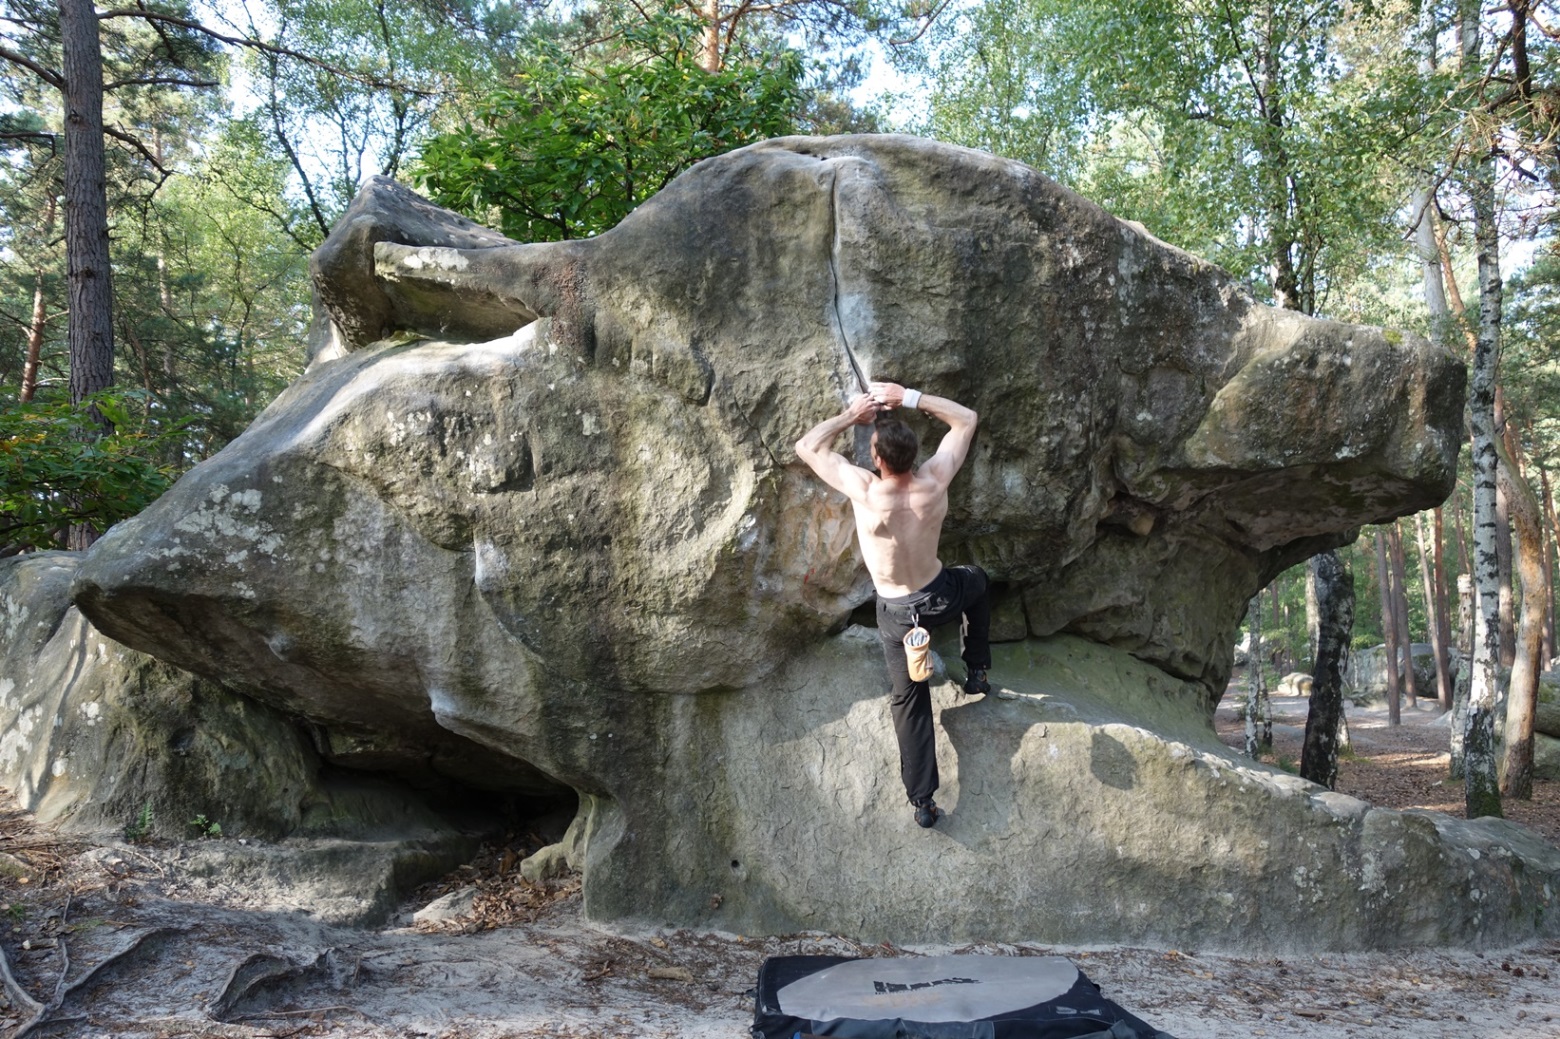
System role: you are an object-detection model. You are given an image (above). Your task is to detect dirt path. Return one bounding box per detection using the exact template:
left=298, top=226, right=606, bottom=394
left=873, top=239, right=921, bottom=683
left=0, top=692, right=1557, bottom=1039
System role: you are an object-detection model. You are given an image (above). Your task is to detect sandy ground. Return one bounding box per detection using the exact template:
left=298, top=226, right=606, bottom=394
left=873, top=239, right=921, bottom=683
left=1, top=692, right=1558, bottom=1039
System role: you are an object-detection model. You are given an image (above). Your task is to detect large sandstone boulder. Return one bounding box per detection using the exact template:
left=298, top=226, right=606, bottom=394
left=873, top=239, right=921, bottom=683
left=53, top=135, right=1550, bottom=951
left=0, top=553, right=488, bottom=924
left=1349, top=643, right=1458, bottom=700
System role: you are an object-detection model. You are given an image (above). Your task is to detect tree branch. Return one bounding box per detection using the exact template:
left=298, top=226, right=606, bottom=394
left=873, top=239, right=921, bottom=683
left=103, top=75, right=219, bottom=90
left=97, top=7, right=433, bottom=95
left=0, top=44, right=63, bottom=89
left=887, top=0, right=956, bottom=46
left=103, top=125, right=171, bottom=177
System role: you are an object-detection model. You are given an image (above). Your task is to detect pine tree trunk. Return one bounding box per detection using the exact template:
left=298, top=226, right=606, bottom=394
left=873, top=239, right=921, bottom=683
left=700, top=0, right=723, bottom=71
left=20, top=196, right=57, bottom=403
left=1417, top=511, right=1454, bottom=710
left=60, top=0, right=116, bottom=551
left=1497, top=476, right=1517, bottom=668
left=1389, top=521, right=1416, bottom=706
left=1455, top=501, right=1473, bottom=589
left=1543, top=469, right=1559, bottom=663
left=1376, top=530, right=1403, bottom=726
left=1301, top=550, right=1353, bottom=789
left=1498, top=444, right=1546, bottom=799
left=1451, top=572, right=1474, bottom=779
left=1435, top=508, right=1457, bottom=710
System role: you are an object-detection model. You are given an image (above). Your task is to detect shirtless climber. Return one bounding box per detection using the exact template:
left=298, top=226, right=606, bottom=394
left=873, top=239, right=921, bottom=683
left=795, top=381, right=993, bottom=829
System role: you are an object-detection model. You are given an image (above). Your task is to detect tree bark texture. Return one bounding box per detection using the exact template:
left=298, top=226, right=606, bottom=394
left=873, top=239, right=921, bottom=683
left=1389, top=521, right=1415, bottom=706
left=20, top=196, right=58, bottom=403
left=1416, top=511, right=1454, bottom=710
left=1245, top=596, right=1266, bottom=758
left=1498, top=443, right=1546, bottom=799
left=1464, top=119, right=1504, bottom=819
left=61, top=0, right=115, bottom=413
left=1451, top=573, right=1473, bottom=779
left=1302, top=550, right=1353, bottom=789
left=1435, top=508, right=1456, bottom=708
left=1543, top=468, right=1559, bottom=663
left=1305, top=562, right=1320, bottom=668
left=1497, top=475, right=1516, bottom=668
left=61, top=0, right=115, bottom=552
left=1376, top=530, right=1402, bottom=726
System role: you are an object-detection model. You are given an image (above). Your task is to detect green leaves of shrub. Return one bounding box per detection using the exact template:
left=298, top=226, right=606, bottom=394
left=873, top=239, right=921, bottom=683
left=0, top=390, right=188, bottom=552
left=413, top=12, right=803, bottom=243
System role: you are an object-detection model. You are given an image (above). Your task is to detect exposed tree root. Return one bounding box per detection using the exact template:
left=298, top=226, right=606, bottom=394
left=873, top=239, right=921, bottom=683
left=13, top=924, right=186, bottom=1038
left=209, top=948, right=343, bottom=1023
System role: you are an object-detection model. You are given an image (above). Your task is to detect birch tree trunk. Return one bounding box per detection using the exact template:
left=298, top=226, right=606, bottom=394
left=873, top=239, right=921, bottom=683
left=1301, top=550, right=1352, bottom=789
left=1464, top=113, right=1504, bottom=819
left=1305, top=564, right=1320, bottom=667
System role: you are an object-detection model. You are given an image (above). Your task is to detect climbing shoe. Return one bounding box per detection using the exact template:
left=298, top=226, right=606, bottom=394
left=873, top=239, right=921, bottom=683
left=962, top=667, right=991, bottom=697
left=913, top=799, right=939, bottom=828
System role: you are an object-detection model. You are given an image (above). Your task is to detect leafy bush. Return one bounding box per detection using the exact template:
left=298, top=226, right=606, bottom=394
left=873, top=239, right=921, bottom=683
left=0, top=390, right=187, bottom=552
left=415, top=12, right=804, bottom=243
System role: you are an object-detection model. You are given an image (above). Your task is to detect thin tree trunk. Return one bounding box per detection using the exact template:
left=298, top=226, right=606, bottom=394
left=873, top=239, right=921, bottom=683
left=1499, top=443, right=1546, bottom=799
left=700, top=0, right=723, bottom=71
left=1435, top=507, right=1457, bottom=710
left=1305, top=562, right=1320, bottom=667
left=1390, top=521, right=1416, bottom=707
left=1497, top=473, right=1517, bottom=668
left=1455, top=499, right=1473, bottom=590
left=1376, top=530, right=1403, bottom=725
left=60, top=0, right=116, bottom=551
left=1302, top=550, right=1353, bottom=789
left=1452, top=572, right=1474, bottom=778
left=1245, top=596, right=1267, bottom=758
left=1416, top=511, right=1454, bottom=710
left=19, top=195, right=57, bottom=403
left=21, top=269, right=47, bottom=402
left=1543, top=468, right=1560, bottom=664
left=1269, top=582, right=1285, bottom=673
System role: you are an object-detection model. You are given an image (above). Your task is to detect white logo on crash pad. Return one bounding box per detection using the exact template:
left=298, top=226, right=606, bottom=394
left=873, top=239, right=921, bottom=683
left=776, top=954, right=1081, bottom=1023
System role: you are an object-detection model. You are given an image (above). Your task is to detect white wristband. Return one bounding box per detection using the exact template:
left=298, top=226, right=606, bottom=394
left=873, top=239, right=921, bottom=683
left=902, top=388, right=922, bottom=410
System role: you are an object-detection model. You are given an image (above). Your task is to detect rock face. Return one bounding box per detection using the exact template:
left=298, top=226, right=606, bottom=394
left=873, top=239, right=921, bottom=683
left=0, top=553, right=487, bottom=924
left=1350, top=643, right=1460, bottom=701
left=53, top=135, right=1546, bottom=951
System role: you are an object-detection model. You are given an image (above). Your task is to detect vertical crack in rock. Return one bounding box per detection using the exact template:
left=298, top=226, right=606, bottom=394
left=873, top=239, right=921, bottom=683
left=824, top=163, right=868, bottom=394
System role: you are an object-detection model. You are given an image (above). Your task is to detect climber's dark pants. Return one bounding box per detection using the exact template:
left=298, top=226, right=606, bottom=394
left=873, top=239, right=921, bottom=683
left=875, top=565, right=992, bottom=805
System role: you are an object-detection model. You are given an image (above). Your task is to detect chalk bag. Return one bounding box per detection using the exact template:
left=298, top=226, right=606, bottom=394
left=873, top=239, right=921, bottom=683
left=903, top=617, right=933, bottom=682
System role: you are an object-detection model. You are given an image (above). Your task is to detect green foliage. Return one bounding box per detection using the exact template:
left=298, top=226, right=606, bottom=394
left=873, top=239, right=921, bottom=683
left=1502, top=252, right=1560, bottom=472
left=123, top=801, right=154, bottom=843
left=897, top=0, right=1440, bottom=313
left=414, top=13, right=804, bottom=242
left=0, top=391, right=187, bottom=551
left=187, top=814, right=222, bottom=838
left=237, top=0, right=538, bottom=245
